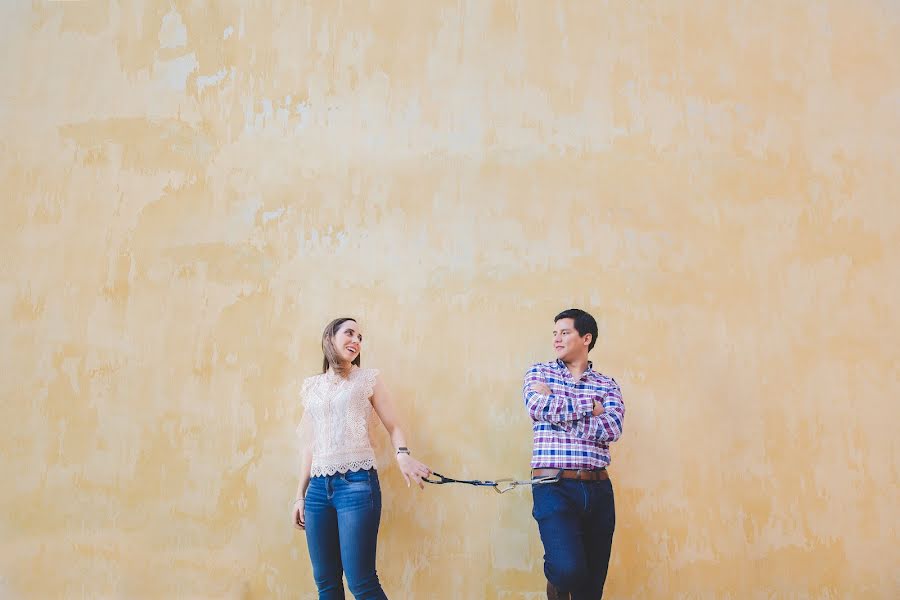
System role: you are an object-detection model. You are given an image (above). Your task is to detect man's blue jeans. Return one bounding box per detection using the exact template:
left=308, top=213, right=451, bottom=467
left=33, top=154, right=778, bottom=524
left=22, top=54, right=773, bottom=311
left=304, top=468, right=388, bottom=599
left=532, top=477, right=616, bottom=599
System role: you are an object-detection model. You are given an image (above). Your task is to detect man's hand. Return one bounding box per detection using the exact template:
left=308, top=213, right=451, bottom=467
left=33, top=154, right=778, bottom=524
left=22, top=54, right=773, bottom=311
left=592, top=399, right=606, bottom=416
left=530, top=382, right=552, bottom=396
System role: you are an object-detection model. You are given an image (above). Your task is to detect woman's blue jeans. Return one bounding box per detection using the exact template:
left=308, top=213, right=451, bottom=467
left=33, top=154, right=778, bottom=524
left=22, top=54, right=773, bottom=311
left=304, top=468, right=388, bottom=599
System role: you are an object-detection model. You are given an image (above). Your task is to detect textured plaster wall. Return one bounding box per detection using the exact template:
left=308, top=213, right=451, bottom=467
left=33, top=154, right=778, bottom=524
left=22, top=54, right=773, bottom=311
left=1, top=1, right=898, bottom=598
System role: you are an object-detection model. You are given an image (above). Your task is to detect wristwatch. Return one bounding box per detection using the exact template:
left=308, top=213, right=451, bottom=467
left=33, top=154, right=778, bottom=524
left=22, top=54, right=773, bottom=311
left=396, top=447, right=410, bottom=455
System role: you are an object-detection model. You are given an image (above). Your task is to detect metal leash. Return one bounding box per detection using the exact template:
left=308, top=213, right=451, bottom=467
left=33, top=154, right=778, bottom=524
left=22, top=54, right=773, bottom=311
left=424, top=470, right=561, bottom=494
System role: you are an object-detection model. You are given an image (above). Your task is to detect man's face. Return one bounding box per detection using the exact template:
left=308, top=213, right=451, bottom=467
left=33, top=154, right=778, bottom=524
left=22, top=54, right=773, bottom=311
left=553, top=318, right=591, bottom=361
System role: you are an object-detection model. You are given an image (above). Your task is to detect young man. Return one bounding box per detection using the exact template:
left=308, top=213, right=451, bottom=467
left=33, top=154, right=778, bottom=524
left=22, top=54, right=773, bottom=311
left=523, top=309, right=625, bottom=600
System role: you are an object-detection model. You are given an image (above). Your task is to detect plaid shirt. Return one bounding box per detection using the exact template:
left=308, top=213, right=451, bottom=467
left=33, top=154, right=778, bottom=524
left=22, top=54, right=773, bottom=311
left=523, top=359, right=624, bottom=470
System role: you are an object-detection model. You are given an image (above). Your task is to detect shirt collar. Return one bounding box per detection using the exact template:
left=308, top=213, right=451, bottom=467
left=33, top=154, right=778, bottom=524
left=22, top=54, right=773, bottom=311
left=324, top=367, right=357, bottom=384
left=554, top=358, right=594, bottom=379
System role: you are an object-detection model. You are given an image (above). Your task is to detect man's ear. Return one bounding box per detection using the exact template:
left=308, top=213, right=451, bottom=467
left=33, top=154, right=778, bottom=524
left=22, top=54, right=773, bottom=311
left=583, top=333, right=593, bottom=347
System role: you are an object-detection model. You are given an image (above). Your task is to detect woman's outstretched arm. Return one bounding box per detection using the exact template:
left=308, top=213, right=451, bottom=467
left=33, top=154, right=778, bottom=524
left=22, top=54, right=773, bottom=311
left=370, top=374, right=432, bottom=489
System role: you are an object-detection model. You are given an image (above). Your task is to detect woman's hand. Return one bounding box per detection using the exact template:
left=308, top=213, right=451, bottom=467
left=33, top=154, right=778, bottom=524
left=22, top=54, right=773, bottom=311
left=292, top=498, right=305, bottom=530
left=396, top=453, right=432, bottom=489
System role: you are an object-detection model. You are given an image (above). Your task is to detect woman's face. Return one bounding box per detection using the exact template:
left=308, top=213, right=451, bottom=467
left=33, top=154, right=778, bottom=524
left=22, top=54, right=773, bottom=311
left=333, top=320, right=363, bottom=364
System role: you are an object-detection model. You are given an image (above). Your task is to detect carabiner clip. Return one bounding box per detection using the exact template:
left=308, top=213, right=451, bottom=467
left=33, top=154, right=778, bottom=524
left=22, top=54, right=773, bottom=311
left=492, top=479, right=519, bottom=494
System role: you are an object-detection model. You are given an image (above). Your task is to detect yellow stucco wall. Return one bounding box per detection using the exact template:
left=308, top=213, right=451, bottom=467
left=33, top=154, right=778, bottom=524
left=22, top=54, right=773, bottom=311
left=2, top=1, right=898, bottom=598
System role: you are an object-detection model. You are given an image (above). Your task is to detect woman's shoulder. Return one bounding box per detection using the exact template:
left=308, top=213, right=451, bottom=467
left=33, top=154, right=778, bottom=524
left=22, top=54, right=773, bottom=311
left=351, top=367, right=380, bottom=397
left=301, top=373, right=325, bottom=392
left=349, top=367, right=380, bottom=383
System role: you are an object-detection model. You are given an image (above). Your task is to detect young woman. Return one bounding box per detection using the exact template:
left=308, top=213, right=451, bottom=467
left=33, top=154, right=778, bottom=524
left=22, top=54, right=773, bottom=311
left=292, top=317, right=431, bottom=599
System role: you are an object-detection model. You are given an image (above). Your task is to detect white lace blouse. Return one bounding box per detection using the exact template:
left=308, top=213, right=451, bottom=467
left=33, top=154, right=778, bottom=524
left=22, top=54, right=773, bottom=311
left=298, top=367, right=380, bottom=477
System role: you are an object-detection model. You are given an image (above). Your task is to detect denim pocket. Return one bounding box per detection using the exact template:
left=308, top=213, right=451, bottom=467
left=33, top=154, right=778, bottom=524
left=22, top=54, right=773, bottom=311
left=340, top=468, right=372, bottom=484
left=532, top=481, right=566, bottom=521
left=335, top=469, right=377, bottom=511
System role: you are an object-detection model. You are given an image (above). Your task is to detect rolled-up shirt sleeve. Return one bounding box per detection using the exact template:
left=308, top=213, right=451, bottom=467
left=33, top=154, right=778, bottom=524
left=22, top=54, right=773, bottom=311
left=563, top=379, right=624, bottom=442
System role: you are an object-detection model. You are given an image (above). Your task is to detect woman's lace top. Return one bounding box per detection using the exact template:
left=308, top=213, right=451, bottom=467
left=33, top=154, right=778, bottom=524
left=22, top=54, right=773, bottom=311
left=299, top=367, right=379, bottom=477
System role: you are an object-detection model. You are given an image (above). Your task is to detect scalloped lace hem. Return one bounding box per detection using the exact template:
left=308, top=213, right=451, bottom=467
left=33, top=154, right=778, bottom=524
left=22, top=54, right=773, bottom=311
left=311, top=458, right=377, bottom=477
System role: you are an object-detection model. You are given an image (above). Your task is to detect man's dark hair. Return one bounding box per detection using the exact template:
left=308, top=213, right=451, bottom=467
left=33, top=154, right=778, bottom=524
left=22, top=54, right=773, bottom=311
left=554, top=308, right=598, bottom=351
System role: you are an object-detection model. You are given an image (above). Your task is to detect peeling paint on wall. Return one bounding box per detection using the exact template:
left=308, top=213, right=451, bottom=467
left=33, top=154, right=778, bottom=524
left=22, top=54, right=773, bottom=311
left=1, top=1, right=898, bottom=599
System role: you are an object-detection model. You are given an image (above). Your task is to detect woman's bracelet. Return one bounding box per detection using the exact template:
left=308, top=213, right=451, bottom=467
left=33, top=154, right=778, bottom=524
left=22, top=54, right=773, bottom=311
left=396, top=447, right=410, bottom=456
left=292, top=498, right=303, bottom=505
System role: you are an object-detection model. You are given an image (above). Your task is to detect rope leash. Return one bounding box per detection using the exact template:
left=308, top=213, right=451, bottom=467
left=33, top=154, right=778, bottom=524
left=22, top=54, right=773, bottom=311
left=424, top=470, right=561, bottom=494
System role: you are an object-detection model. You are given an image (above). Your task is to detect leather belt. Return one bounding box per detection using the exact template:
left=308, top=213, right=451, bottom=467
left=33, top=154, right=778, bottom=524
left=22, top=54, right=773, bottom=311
left=532, top=468, right=608, bottom=481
